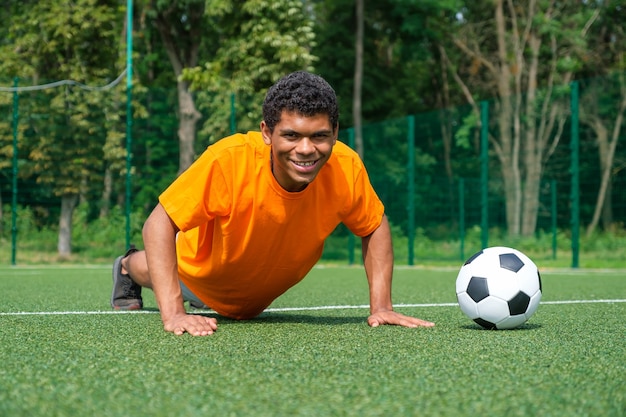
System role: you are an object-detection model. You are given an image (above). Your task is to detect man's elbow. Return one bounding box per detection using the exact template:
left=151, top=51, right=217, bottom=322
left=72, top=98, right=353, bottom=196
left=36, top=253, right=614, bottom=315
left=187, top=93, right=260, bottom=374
left=142, top=204, right=179, bottom=240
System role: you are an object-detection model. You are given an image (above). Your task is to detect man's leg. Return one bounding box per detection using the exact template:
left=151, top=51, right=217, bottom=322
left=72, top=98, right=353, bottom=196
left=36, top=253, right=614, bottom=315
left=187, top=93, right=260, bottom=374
left=111, top=246, right=147, bottom=310
left=112, top=249, right=206, bottom=309
left=121, top=250, right=152, bottom=288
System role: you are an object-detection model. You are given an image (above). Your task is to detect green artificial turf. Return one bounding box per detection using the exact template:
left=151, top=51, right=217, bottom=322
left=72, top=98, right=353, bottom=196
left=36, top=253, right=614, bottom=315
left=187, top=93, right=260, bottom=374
left=0, top=265, right=624, bottom=417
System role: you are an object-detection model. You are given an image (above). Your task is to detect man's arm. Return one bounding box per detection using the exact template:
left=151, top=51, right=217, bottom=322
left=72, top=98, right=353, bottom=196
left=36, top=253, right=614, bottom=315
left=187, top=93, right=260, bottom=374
left=142, top=203, right=218, bottom=336
left=361, top=214, right=434, bottom=328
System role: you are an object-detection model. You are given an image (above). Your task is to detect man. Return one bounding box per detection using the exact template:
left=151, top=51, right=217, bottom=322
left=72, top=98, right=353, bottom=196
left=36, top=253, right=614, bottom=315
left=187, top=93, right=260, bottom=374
left=111, top=71, right=434, bottom=336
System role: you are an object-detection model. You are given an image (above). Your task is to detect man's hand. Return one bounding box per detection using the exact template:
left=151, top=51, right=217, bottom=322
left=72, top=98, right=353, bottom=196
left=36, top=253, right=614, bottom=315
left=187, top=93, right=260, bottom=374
left=368, top=310, right=435, bottom=328
left=361, top=216, right=435, bottom=330
left=163, top=313, right=218, bottom=336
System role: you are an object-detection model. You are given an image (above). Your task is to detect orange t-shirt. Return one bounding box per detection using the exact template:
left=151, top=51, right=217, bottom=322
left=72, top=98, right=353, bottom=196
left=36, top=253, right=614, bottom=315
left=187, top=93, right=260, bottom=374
left=159, top=131, right=384, bottom=319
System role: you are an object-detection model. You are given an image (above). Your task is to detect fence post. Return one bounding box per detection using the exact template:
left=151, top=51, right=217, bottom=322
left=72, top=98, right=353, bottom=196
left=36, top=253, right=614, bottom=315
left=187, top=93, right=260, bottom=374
left=458, top=178, right=465, bottom=261
left=551, top=179, right=557, bottom=260
left=230, top=93, right=236, bottom=135
left=11, top=77, right=19, bottom=266
left=348, top=127, right=355, bottom=265
left=480, top=101, right=489, bottom=249
left=407, top=115, right=415, bottom=266
left=570, top=81, right=580, bottom=268
left=124, top=0, right=134, bottom=251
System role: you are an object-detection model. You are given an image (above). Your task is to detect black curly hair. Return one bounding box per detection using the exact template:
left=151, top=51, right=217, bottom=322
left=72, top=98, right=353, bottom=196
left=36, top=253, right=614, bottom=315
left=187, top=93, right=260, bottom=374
left=262, top=71, right=339, bottom=133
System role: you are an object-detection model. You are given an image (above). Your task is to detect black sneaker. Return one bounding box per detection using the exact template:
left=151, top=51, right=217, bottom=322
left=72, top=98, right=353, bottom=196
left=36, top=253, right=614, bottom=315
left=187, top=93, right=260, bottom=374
left=111, top=245, right=143, bottom=310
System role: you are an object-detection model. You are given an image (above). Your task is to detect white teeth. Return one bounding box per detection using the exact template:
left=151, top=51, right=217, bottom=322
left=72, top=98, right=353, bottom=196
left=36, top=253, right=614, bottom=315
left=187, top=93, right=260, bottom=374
left=294, top=161, right=315, bottom=167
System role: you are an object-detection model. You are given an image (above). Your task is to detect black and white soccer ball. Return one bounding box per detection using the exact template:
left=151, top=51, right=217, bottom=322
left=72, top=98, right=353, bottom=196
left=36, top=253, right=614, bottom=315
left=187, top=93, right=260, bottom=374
left=455, top=246, right=542, bottom=329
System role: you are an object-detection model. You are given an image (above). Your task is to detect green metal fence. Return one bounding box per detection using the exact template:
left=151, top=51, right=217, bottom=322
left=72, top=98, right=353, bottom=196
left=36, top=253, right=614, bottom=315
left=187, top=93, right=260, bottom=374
left=1, top=72, right=626, bottom=267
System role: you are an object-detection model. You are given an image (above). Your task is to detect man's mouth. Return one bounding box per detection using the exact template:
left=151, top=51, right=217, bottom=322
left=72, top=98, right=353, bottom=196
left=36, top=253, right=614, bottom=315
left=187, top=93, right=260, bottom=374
left=293, top=160, right=317, bottom=167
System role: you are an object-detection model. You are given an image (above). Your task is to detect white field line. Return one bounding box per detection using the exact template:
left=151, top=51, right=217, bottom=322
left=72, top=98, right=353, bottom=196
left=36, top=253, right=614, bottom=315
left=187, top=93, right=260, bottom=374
left=0, top=299, right=624, bottom=316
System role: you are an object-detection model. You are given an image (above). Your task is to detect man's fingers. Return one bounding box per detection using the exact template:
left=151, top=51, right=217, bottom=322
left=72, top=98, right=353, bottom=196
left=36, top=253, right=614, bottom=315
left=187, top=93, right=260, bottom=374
left=416, top=318, right=435, bottom=327
left=185, top=317, right=218, bottom=336
left=166, top=315, right=218, bottom=336
left=368, top=311, right=435, bottom=328
left=401, top=316, right=435, bottom=328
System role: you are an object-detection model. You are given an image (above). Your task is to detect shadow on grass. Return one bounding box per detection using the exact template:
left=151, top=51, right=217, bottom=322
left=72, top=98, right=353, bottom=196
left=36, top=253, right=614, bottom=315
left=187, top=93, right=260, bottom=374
left=183, top=310, right=365, bottom=325
left=143, top=306, right=365, bottom=325
left=460, top=322, right=543, bottom=331
left=251, top=313, right=364, bottom=325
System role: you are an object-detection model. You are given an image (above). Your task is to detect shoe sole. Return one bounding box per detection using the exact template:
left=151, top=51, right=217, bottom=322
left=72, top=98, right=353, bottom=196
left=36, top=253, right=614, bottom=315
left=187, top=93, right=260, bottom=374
left=111, top=255, right=142, bottom=310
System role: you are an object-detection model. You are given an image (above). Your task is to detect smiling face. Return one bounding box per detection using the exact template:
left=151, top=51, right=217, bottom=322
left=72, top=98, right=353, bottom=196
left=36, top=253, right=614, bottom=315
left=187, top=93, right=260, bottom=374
left=261, top=110, right=337, bottom=192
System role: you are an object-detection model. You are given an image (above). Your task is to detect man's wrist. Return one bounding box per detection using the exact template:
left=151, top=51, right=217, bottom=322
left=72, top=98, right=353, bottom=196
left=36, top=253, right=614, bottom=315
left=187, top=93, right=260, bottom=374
left=370, top=304, right=394, bottom=315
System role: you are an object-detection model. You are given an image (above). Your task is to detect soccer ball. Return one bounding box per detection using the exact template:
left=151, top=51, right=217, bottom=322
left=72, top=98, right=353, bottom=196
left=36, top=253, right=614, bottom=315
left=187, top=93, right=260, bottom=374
left=455, top=246, right=542, bottom=329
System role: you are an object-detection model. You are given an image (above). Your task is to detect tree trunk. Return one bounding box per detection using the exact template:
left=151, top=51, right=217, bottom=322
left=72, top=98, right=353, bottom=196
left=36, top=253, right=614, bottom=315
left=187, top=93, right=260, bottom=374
left=153, top=1, right=204, bottom=174
left=601, top=182, right=614, bottom=230
left=58, top=193, right=78, bottom=258
left=352, top=0, right=364, bottom=159
left=436, top=45, right=454, bottom=184
left=494, top=0, right=522, bottom=235
left=0, top=191, right=3, bottom=238
left=519, top=29, right=541, bottom=237
left=448, top=0, right=597, bottom=238
left=584, top=96, right=625, bottom=236
left=521, top=148, right=542, bottom=236
left=586, top=123, right=613, bottom=236
left=177, top=81, right=202, bottom=174
left=100, top=167, right=112, bottom=218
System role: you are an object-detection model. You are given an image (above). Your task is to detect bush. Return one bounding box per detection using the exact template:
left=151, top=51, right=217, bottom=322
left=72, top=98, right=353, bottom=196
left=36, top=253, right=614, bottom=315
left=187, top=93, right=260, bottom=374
left=2, top=205, right=626, bottom=268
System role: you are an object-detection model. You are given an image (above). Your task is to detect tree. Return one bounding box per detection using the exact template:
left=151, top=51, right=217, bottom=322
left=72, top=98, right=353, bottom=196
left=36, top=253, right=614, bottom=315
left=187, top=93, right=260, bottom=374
left=0, top=3, right=16, bottom=228
left=579, top=72, right=626, bottom=236
left=182, top=0, right=316, bottom=145
left=125, top=3, right=180, bottom=213
left=578, top=1, right=626, bottom=235
left=443, top=0, right=600, bottom=236
left=314, top=0, right=449, bottom=125
left=313, top=0, right=462, bottom=229
left=0, top=0, right=124, bottom=257
left=146, top=0, right=205, bottom=174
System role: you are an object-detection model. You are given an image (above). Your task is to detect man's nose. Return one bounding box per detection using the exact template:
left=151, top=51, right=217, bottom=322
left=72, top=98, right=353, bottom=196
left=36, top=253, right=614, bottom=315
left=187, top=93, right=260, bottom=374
left=296, top=137, right=315, bottom=154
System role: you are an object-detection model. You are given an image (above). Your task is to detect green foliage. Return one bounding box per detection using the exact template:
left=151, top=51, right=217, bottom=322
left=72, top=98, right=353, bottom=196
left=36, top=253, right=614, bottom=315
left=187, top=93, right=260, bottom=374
left=182, top=0, right=316, bottom=143
left=0, top=0, right=121, bottom=77
left=71, top=203, right=144, bottom=258
left=454, top=111, right=479, bottom=150
left=313, top=0, right=455, bottom=127
left=2, top=198, right=626, bottom=267
left=2, top=0, right=626, bottom=261
left=0, top=0, right=128, bottom=256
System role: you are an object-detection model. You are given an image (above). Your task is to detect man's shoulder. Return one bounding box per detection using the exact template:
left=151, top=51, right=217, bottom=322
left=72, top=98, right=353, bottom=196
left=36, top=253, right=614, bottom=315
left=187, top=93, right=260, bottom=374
left=329, top=140, right=363, bottom=169
left=190, top=132, right=264, bottom=170
left=207, top=131, right=264, bottom=154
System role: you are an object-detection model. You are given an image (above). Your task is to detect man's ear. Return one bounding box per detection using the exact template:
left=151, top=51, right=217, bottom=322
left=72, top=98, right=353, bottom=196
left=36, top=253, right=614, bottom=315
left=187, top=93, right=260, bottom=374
left=260, top=121, right=272, bottom=145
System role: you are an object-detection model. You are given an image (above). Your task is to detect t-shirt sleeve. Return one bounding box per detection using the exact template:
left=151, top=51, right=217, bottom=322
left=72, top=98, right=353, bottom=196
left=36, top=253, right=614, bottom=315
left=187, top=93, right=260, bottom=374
left=341, top=157, right=385, bottom=237
left=158, top=148, right=232, bottom=232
